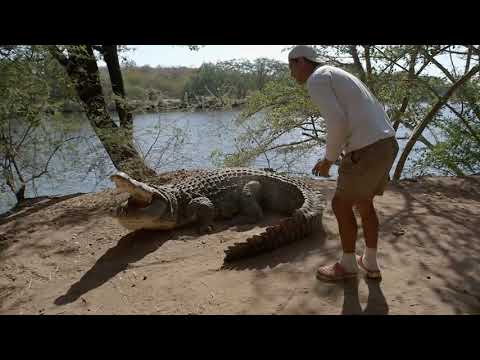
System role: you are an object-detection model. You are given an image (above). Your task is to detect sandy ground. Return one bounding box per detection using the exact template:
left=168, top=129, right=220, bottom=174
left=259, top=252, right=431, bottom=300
left=0, top=175, right=479, bottom=315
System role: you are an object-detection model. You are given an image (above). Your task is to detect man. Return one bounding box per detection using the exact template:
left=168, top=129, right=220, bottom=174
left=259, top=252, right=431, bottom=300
left=288, top=45, right=399, bottom=281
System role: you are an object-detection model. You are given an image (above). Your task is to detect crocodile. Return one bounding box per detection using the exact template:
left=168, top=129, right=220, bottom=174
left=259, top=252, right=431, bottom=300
left=109, top=167, right=325, bottom=263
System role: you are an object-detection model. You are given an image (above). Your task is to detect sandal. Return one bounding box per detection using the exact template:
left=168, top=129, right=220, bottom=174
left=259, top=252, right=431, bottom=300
left=357, top=255, right=382, bottom=280
left=316, top=262, right=358, bottom=282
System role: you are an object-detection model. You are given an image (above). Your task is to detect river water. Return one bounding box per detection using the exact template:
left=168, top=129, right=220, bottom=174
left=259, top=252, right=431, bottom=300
left=0, top=110, right=432, bottom=213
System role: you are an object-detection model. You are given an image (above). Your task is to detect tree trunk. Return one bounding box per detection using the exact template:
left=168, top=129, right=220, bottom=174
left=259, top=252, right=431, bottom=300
left=465, top=46, right=472, bottom=73
left=100, top=45, right=133, bottom=130
left=350, top=46, right=366, bottom=84
left=49, top=45, right=156, bottom=180
left=362, top=45, right=376, bottom=95
left=2, top=149, right=26, bottom=203
left=393, top=65, right=480, bottom=180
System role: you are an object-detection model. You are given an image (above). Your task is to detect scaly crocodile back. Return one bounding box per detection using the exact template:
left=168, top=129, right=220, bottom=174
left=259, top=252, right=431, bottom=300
left=158, top=167, right=326, bottom=263
left=222, top=173, right=325, bottom=262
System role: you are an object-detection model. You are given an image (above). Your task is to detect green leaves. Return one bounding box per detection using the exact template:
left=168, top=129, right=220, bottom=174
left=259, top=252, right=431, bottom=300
left=222, top=45, right=480, bottom=177
left=415, top=109, right=480, bottom=175
left=0, top=46, right=83, bottom=202
left=214, top=73, right=325, bottom=171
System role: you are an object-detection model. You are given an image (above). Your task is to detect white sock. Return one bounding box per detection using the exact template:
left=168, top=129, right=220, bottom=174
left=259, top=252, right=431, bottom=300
left=340, top=253, right=358, bottom=273
left=362, top=247, right=379, bottom=271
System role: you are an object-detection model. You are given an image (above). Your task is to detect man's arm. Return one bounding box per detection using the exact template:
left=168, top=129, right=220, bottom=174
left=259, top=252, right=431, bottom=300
left=312, top=158, right=334, bottom=177
left=307, top=71, right=348, bottom=162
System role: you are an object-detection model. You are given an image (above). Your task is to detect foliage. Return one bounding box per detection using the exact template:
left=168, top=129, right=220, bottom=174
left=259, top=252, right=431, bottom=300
left=413, top=106, right=480, bottom=176
left=108, top=65, right=197, bottom=100
left=0, top=46, right=82, bottom=202
left=183, top=59, right=287, bottom=102
left=219, top=45, right=480, bottom=178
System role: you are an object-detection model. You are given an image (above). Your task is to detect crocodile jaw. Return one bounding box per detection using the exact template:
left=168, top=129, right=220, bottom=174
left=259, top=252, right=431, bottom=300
left=110, top=199, right=177, bottom=231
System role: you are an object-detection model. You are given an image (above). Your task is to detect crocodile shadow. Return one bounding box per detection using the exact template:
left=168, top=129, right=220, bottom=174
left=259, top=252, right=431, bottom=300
left=53, top=220, right=261, bottom=306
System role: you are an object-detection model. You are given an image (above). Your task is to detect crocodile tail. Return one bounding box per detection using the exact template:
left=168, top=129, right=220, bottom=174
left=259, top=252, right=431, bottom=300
left=223, top=189, right=325, bottom=263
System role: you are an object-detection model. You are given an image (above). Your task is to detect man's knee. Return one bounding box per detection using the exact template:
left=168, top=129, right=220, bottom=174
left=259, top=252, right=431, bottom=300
left=355, top=199, right=376, bottom=220
left=332, top=195, right=354, bottom=216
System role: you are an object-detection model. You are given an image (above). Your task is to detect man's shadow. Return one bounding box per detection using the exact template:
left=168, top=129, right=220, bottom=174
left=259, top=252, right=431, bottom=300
left=341, top=277, right=389, bottom=315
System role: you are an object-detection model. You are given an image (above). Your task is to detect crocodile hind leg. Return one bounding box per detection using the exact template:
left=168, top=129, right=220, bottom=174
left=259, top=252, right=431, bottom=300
left=187, top=196, right=216, bottom=233
left=237, top=180, right=264, bottom=225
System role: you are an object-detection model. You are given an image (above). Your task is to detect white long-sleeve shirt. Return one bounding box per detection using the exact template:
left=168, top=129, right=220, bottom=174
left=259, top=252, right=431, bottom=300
left=307, top=65, right=395, bottom=162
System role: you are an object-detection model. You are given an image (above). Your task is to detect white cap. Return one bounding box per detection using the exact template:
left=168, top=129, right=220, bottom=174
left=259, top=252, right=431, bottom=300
left=288, top=45, right=322, bottom=63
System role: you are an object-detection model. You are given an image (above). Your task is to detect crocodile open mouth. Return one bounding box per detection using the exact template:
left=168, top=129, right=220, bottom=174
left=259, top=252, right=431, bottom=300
left=110, top=173, right=155, bottom=208
left=110, top=192, right=151, bottom=216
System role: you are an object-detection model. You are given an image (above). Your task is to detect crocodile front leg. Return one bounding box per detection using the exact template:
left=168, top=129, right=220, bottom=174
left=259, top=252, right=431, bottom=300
left=187, top=196, right=216, bottom=233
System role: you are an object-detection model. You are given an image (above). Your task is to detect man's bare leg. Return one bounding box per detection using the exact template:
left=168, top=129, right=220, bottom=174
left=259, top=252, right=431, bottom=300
left=316, top=195, right=360, bottom=280
left=332, top=195, right=357, bottom=253
left=356, top=199, right=378, bottom=249
left=356, top=199, right=380, bottom=272
left=331, top=195, right=358, bottom=272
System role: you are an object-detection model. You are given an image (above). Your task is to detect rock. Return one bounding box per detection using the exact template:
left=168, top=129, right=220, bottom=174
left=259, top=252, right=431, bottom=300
left=393, top=229, right=405, bottom=236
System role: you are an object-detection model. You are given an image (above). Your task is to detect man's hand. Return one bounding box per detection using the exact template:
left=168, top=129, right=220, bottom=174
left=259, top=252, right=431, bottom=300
left=312, top=158, right=333, bottom=177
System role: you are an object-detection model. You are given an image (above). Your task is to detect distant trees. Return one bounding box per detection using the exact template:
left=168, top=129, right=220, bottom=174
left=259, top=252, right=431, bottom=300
left=113, top=65, right=197, bottom=101
left=96, top=59, right=288, bottom=110
left=183, top=58, right=288, bottom=103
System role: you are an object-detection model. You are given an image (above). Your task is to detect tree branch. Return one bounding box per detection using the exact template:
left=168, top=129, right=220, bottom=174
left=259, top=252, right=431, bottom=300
left=377, top=47, right=411, bottom=76
left=391, top=46, right=421, bottom=131
left=421, top=48, right=455, bottom=82
left=469, top=46, right=480, bottom=56
left=465, top=46, right=472, bottom=73
left=14, top=122, right=35, bottom=153
left=415, top=45, right=452, bottom=75
left=47, top=45, right=69, bottom=66
left=422, top=47, right=480, bottom=119
left=266, top=138, right=315, bottom=152
left=444, top=103, right=480, bottom=146
left=92, top=45, right=104, bottom=53
left=449, top=50, right=458, bottom=78
left=26, top=137, right=81, bottom=182
left=372, top=46, right=410, bottom=73
left=350, top=46, right=366, bottom=82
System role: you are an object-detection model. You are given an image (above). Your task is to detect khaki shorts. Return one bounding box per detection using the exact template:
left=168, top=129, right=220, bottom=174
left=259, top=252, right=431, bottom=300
left=335, top=137, right=399, bottom=201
